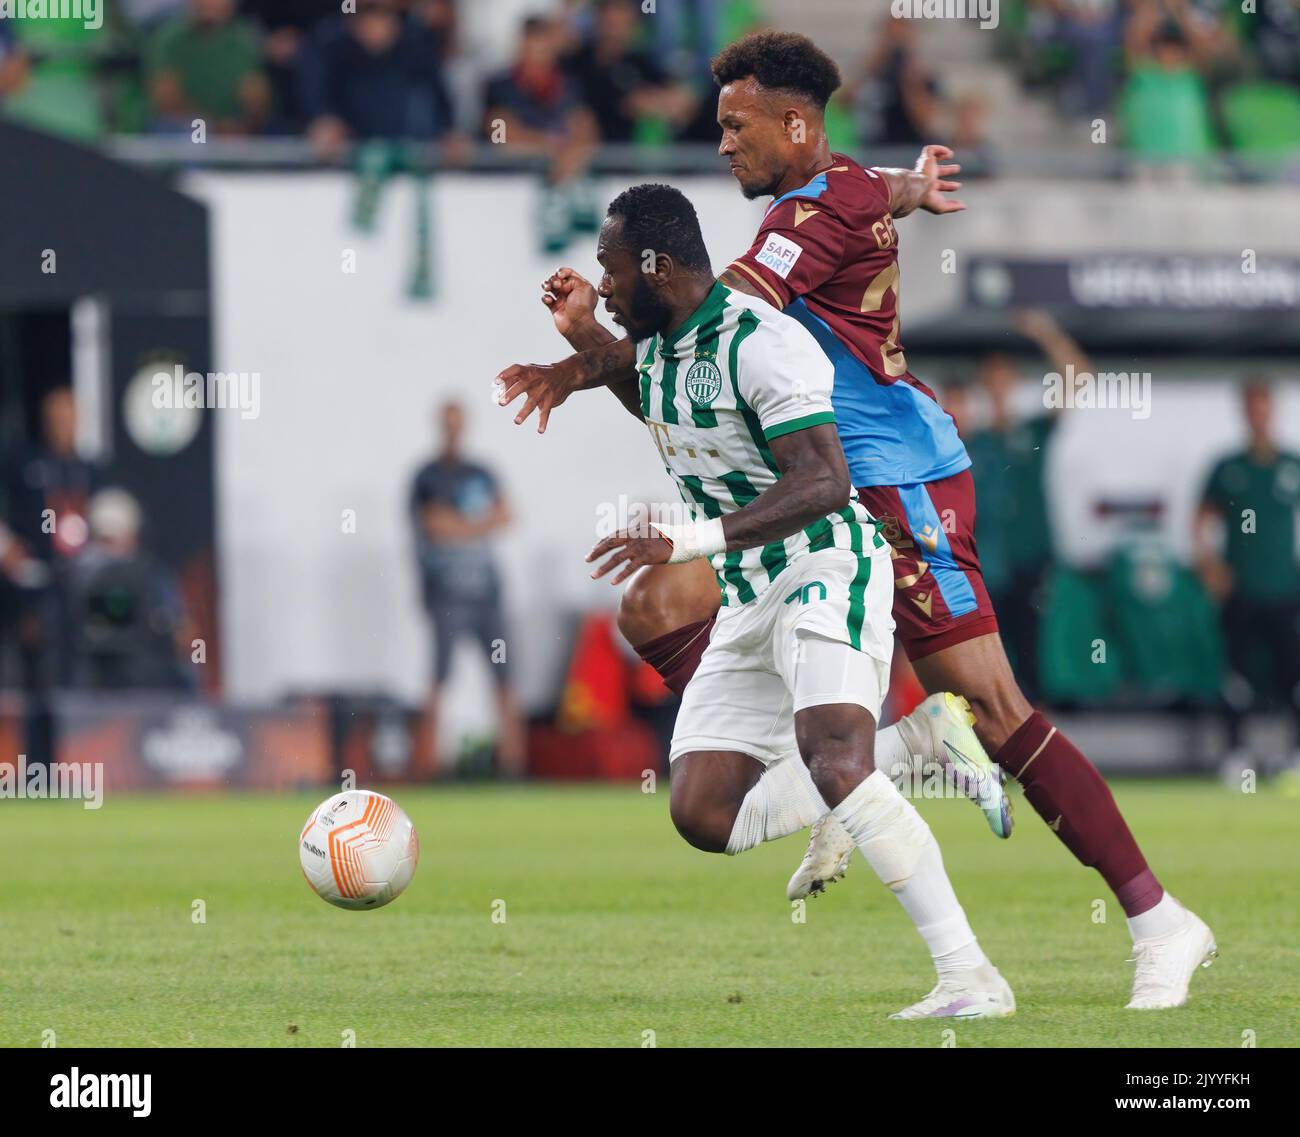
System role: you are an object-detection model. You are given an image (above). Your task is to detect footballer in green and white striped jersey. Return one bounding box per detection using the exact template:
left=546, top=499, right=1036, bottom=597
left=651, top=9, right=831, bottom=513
left=634, top=281, right=883, bottom=607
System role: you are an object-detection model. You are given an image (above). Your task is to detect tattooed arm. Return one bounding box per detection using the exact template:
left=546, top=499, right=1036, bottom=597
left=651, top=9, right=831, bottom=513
left=586, top=424, right=851, bottom=584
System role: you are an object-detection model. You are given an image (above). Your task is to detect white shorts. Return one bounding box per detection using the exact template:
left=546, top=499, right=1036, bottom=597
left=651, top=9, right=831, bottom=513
left=669, top=547, right=895, bottom=767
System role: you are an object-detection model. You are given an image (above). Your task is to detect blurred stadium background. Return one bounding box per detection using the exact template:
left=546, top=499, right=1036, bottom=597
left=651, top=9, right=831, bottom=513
left=1, top=0, right=1299, bottom=796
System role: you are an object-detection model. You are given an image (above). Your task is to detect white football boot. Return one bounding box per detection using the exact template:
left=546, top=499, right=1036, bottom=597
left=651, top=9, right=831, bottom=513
left=786, top=814, right=856, bottom=900
left=1126, top=901, right=1217, bottom=1009
left=916, top=692, right=1014, bottom=839
left=889, top=963, right=1016, bottom=1020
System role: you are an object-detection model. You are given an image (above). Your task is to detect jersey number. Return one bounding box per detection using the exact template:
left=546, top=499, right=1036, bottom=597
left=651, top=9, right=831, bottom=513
left=860, top=263, right=909, bottom=378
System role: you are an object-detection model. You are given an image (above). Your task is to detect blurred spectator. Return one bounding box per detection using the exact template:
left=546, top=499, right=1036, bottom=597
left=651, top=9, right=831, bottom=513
left=951, top=90, right=991, bottom=153
left=298, top=0, right=457, bottom=161
left=410, top=402, right=525, bottom=778
left=564, top=0, right=698, bottom=144
left=0, top=22, right=25, bottom=102
left=409, top=0, right=458, bottom=54
left=66, top=489, right=195, bottom=691
left=1246, top=0, right=1300, bottom=84
left=851, top=17, right=941, bottom=147
left=460, top=0, right=568, bottom=75
left=4, top=388, right=100, bottom=569
left=940, top=375, right=973, bottom=437
left=122, top=0, right=189, bottom=28
left=964, top=311, right=1089, bottom=696
left=1195, top=378, right=1300, bottom=764
left=483, top=14, right=598, bottom=252
left=1034, top=0, right=1126, bottom=118
left=1, top=388, right=103, bottom=689
left=237, top=0, right=338, bottom=131
left=144, top=0, right=271, bottom=135
left=1120, top=0, right=1220, bottom=165
left=648, top=0, right=723, bottom=85
left=0, top=1, right=111, bottom=140
left=964, top=353, right=1031, bottom=681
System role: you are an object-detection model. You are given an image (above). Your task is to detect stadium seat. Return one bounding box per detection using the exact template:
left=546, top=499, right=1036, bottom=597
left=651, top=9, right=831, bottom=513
left=1221, top=81, right=1300, bottom=158
left=1038, top=566, right=1125, bottom=705
left=822, top=97, right=858, bottom=155
left=1105, top=543, right=1224, bottom=704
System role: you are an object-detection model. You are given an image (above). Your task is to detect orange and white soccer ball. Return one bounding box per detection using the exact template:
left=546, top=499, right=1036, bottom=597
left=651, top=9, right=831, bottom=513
left=298, top=790, right=419, bottom=910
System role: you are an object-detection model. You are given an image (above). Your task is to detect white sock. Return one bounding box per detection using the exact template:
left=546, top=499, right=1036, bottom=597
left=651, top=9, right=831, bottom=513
left=725, top=755, right=827, bottom=855
left=1126, top=892, right=1183, bottom=942
left=725, top=713, right=933, bottom=856
left=831, top=770, right=987, bottom=970
left=875, top=720, right=928, bottom=786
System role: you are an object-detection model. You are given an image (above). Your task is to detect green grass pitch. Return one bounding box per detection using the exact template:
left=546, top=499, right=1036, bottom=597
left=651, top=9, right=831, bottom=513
left=1, top=779, right=1296, bottom=1047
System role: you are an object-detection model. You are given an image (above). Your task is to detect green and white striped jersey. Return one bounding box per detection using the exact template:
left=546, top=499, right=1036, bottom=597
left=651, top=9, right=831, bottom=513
left=636, top=282, right=882, bottom=607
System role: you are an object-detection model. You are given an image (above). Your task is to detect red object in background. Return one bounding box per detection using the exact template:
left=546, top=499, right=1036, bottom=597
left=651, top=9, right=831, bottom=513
left=528, top=721, right=660, bottom=780
left=883, top=646, right=926, bottom=725
left=630, top=657, right=671, bottom=706
left=557, top=612, right=630, bottom=732
left=530, top=612, right=666, bottom=779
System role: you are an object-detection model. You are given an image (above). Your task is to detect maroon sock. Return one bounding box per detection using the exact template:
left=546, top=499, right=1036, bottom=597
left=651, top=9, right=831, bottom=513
left=633, top=617, right=714, bottom=698
left=994, top=712, right=1164, bottom=917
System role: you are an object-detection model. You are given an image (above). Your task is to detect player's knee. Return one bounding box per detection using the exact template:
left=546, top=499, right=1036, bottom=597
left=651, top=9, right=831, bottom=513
left=669, top=798, right=732, bottom=854
left=803, top=746, right=867, bottom=802
left=617, top=564, right=717, bottom=648
left=617, top=567, right=678, bottom=647
left=668, top=775, right=734, bottom=854
left=797, top=706, right=874, bottom=799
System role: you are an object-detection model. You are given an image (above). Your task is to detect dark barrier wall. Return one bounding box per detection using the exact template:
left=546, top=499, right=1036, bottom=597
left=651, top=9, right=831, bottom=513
left=0, top=122, right=221, bottom=691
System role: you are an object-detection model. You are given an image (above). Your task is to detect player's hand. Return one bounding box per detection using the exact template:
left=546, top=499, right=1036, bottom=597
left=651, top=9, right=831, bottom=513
left=586, top=529, right=673, bottom=585
left=541, top=267, right=599, bottom=339
left=914, top=144, right=965, bottom=215
left=495, top=357, right=582, bottom=433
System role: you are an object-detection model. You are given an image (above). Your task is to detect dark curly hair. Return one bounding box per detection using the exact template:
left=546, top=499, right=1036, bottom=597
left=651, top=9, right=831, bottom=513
left=711, top=31, right=842, bottom=109
left=606, top=183, right=712, bottom=274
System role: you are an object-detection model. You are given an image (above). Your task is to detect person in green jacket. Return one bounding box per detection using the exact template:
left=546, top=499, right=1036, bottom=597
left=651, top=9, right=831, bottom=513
left=1195, top=377, right=1300, bottom=767
left=963, top=310, right=1089, bottom=699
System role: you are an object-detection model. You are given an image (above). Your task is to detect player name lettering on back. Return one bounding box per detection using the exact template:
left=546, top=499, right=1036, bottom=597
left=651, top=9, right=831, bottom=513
left=756, top=234, right=804, bottom=279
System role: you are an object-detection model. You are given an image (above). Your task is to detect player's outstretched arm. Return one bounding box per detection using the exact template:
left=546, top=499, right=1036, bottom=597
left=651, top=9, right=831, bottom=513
left=876, top=144, right=965, bottom=219
left=496, top=337, right=639, bottom=434
left=1011, top=307, right=1094, bottom=382
left=586, top=424, right=850, bottom=585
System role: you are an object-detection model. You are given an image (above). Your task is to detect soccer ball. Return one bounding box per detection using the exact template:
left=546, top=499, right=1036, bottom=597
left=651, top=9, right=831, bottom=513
left=298, top=790, right=419, bottom=910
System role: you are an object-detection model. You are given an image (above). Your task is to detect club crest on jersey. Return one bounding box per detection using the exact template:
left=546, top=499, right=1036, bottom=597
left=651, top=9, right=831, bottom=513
left=685, top=358, right=723, bottom=408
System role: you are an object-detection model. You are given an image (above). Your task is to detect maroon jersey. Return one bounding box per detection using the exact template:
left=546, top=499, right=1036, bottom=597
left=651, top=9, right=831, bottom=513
left=726, top=155, right=969, bottom=488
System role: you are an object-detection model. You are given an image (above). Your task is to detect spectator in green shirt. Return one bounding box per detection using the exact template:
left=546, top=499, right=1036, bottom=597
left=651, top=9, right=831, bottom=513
left=145, top=0, right=270, bottom=135
left=963, top=310, right=1090, bottom=699
left=1195, top=377, right=1300, bottom=763
left=1120, top=0, right=1229, bottom=168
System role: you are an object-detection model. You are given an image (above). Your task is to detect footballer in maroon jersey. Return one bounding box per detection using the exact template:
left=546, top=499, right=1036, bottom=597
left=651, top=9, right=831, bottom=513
left=498, top=30, right=1215, bottom=1010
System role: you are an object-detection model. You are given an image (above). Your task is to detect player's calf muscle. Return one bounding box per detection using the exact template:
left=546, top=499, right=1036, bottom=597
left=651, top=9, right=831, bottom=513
left=913, top=635, right=1032, bottom=752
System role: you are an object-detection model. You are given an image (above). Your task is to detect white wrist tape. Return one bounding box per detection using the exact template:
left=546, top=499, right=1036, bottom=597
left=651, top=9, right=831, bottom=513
left=649, top=517, right=726, bottom=564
